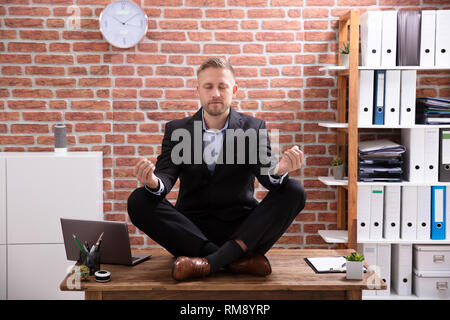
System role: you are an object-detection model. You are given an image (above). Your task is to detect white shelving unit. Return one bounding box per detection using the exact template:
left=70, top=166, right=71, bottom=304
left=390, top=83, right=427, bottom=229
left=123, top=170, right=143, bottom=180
left=320, top=9, right=450, bottom=300
left=319, top=122, right=450, bottom=129
left=321, top=65, right=450, bottom=71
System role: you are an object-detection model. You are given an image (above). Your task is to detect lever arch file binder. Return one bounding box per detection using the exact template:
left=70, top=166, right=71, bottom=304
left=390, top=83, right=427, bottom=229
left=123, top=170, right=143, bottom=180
left=420, top=10, right=436, bottom=67
left=431, top=186, right=446, bottom=240
left=358, top=70, right=375, bottom=126
left=439, top=129, right=450, bottom=182
left=435, top=10, right=450, bottom=67
left=384, top=70, right=401, bottom=126
left=361, top=11, right=382, bottom=67
left=373, top=70, right=386, bottom=125
left=381, top=10, right=397, bottom=67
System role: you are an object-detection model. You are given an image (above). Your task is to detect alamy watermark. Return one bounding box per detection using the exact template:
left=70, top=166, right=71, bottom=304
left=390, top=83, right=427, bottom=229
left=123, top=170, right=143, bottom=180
left=170, top=122, right=281, bottom=176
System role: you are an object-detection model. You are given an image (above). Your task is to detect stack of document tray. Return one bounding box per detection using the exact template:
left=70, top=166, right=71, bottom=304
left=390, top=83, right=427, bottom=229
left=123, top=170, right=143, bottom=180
left=416, top=97, right=450, bottom=125
left=358, top=139, right=406, bottom=182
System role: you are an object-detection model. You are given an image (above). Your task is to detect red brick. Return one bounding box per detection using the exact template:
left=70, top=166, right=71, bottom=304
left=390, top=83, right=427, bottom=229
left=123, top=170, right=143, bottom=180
left=75, top=123, right=111, bottom=132
left=0, top=136, right=34, bottom=145
left=205, top=9, right=245, bottom=18
left=160, top=20, right=198, bottom=29
left=187, top=32, right=212, bottom=41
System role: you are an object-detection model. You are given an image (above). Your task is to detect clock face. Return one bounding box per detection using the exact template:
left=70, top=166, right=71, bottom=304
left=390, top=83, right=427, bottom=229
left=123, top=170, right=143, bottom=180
left=99, top=0, right=148, bottom=49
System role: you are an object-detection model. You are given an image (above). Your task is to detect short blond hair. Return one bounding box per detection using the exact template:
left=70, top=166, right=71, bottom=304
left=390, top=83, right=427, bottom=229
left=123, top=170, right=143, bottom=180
left=197, top=57, right=235, bottom=79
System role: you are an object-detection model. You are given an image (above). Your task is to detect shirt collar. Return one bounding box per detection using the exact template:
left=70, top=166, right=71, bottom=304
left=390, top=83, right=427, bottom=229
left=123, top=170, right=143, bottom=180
left=201, top=108, right=229, bottom=133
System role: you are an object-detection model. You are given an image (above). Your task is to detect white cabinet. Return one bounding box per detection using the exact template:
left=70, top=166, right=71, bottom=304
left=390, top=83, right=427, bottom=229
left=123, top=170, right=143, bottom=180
left=0, top=245, right=6, bottom=300
left=0, top=152, right=103, bottom=300
left=8, top=244, right=84, bottom=300
left=0, top=158, right=6, bottom=245
left=6, top=155, right=103, bottom=244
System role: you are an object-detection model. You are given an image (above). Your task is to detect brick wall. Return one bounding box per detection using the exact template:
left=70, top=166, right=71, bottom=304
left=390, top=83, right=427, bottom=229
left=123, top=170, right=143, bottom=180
left=1, top=0, right=450, bottom=249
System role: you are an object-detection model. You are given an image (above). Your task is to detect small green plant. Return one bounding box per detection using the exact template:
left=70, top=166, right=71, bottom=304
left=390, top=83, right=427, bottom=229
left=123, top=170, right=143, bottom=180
left=344, top=252, right=365, bottom=262
left=331, top=157, right=343, bottom=166
left=339, top=43, right=350, bottom=54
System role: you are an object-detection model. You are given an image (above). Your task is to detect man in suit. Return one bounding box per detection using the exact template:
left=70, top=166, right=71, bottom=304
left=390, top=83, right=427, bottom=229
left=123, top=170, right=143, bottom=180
left=127, top=57, right=306, bottom=281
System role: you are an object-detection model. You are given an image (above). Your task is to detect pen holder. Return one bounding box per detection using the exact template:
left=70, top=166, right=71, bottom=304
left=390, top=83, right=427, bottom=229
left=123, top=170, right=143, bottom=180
left=78, top=250, right=87, bottom=265
left=78, top=250, right=100, bottom=276
left=86, top=251, right=101, bottom=276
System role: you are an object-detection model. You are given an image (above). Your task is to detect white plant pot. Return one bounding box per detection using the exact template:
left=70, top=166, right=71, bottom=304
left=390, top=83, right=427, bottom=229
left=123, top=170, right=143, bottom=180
left=346, top=261, right=364, bottom=280
left=341, top=54, right=349, bottom=67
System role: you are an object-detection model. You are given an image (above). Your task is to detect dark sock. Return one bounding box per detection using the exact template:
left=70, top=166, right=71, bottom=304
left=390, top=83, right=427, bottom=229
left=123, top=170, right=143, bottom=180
left=206, top=240, right=244, bottom=274
left=200, top=241, right=219, bottom=256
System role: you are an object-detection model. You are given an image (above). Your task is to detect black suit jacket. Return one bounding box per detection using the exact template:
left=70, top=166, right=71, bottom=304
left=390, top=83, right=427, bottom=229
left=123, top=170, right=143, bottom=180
left=153, top=107, right=289, bottom=221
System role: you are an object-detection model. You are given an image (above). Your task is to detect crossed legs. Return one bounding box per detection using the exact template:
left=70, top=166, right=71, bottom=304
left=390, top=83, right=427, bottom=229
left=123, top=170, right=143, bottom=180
left=127, top=178, right=306, bottom=277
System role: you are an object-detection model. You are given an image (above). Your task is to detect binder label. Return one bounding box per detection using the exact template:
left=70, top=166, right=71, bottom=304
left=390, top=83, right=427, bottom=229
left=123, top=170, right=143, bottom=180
left=443, top=131, right=450, bottom=163
left=436, top=188, right=444, bottom=222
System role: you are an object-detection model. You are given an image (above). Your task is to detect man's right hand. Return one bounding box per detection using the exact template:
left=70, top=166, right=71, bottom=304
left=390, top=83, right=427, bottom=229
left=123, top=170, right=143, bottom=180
left=134, top=158, right=159, bottom=189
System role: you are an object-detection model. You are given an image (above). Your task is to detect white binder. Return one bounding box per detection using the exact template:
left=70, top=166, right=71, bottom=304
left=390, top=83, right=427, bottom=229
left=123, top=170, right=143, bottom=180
left=358, top=243, right=377, bottom=297
left=358, top=70, right=374, bottom=126
left=400, top=70, right=417, bottom=126
left=384, top=185, right=401, bottom=240
left=417, top=186, right=431, bottom=240
left=391, top=244, right=412, bottom=296
left=424, top=127, right=439, bottom=183
left=360, top=11, right=382, bottom=67
left=357, top=185, right=371, bottom=241
left=401, top=186, right=418, bottom=240
left=370, top=185, right=384, bottom=240
left=401, top=128, right=425, bottom=182
left=384, top=70, right=401, bottom=126
left=420, top=10, right=436, bottom=67
left=435, top=10, right=450, bottom=67
left=381, top=10, right=397, bottom=67
left=376, top=243, right=391, bottom=296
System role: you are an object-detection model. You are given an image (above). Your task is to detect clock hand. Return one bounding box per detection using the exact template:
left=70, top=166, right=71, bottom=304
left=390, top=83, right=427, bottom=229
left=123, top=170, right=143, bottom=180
left=108, top=14, right=126, bottom=25
left=123, top=13, right=140, bottom=24
left=125, top=23, right=143, bottom=28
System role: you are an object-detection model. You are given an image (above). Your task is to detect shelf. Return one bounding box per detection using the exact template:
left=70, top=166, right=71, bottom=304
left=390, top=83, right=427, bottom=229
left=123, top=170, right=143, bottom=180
left=318, top=122, right=450, bottom=129
left=362, top=293, right=436, bottom=300
left=318, top=230, right=348, bottom=243
left=318, top=176, right=348, bottom=186
left=319, top=176, right=450, bottom=187
left=319, top=229, right=450, bottom=245
left=358, top=239, right=450, bottom=244
left=318, top=122, right=349, bottom=128
left=321, top=65, right=450, bottom=71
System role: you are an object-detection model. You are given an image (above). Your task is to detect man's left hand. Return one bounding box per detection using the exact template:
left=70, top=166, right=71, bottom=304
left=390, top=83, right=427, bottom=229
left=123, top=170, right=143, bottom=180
left=273, top=145, right=304, bottom=176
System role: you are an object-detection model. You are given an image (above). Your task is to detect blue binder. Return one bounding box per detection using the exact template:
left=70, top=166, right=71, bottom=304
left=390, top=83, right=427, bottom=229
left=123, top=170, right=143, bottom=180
left=431, top=186, right=446, bottom=240
left=373, top=70, right=386, bottom=125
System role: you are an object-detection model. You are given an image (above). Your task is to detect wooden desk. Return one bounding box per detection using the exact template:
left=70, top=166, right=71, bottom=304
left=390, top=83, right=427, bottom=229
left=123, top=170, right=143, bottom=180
left=60, top=248, right=386, bottom=300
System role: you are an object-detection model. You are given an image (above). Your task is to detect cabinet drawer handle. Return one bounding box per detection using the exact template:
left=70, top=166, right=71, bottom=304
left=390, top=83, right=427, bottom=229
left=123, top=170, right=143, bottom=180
left=436, top=282, right=448, bottom=291
left=433, top=255, right=445, bottom=263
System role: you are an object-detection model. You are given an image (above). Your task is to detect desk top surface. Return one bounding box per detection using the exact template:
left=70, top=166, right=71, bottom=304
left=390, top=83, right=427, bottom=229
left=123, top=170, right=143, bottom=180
left=60, top=248, right=386, bottom=292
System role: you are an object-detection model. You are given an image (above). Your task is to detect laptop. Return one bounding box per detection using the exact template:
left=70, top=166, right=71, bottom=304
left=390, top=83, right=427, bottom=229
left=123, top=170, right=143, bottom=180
left=61, top=218, right=151, bottom=266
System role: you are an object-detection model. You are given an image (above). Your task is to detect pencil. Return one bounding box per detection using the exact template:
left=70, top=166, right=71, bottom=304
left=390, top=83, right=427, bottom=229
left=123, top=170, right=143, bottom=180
left=73, top=234, right=86, bottom=254
left=96, top=232, right=104, bottom=245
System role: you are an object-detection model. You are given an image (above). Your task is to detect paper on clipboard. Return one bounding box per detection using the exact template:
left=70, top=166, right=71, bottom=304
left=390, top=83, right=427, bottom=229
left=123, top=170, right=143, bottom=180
left=305, top=256, right=368, bottom=274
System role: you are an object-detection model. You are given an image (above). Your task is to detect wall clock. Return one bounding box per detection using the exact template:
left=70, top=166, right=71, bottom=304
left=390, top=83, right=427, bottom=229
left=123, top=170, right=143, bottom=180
left=99, top=0, right=148, bottom=49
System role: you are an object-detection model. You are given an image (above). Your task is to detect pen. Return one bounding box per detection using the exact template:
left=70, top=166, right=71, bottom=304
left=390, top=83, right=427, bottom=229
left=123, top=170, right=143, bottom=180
left=84, top=241, right=90, bottom=253
left=73, top=234, right=86, bottom=254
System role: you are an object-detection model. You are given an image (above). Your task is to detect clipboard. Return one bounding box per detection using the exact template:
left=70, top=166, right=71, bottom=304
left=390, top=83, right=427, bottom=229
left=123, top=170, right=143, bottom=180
left=305, top=256, right=369, bottom=274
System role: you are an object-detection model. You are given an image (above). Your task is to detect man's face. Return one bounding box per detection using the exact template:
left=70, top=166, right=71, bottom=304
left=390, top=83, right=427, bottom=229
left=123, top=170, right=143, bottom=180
left=197, top=67, right=237, bottom=117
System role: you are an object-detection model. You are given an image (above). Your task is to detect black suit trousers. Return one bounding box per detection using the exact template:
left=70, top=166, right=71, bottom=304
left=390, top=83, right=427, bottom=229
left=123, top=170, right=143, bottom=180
left=127, top=178, right=306, bottom=258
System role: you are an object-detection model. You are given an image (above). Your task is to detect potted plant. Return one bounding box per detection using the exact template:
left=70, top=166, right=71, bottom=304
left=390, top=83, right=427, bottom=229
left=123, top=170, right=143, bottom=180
left=339, top=43, right=350, bottom=67
left=344, top=252, right=365, bottom=280
left=331, top=157, right=345, bottom=180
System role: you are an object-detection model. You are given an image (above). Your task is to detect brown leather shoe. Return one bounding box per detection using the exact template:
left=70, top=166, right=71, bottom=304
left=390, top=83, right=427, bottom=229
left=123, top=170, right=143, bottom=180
left=172, top=256, right=211, bottom=281
left=229, top=253, right=272, bottom=276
